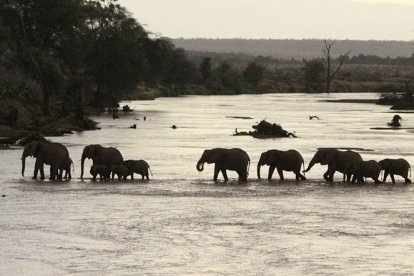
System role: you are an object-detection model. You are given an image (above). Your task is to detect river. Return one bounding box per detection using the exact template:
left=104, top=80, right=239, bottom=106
left=1, top=93, right=413, bottom=274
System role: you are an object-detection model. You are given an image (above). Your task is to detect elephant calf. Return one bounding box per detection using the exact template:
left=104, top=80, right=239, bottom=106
left=58, top=156, right=73, bottom=180
left=124, top=160, right=152, bottom=180
left=347, top=160, right=382, bottom=184
left=90, top=165, right=111, bottom=181
left=379, top=158, right=411, bottom=184
left=257, top=149, right=306, bottom=181
left=111, top=163, right=130, bottom=180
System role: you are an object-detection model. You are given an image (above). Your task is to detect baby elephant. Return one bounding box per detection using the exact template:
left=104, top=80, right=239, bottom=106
left=257, top=149, right=306, bottom=180
left=111, top=164, right=130, bottom=180
left=347, top=160, right=382, bottom=184
left=59, top=157, right=73, bottom=180
left=379, top=158, right=411, bottom=184
left=124, top=160, right=152, bottom=180
left=90, top=165, right=111, bottom=181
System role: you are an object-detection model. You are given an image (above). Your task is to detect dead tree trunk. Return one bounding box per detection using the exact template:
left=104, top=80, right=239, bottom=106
left=323, top=39, right=351, bottom=93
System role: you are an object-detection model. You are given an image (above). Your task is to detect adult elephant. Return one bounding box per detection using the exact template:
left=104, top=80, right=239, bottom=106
left=22, top=141, right=69, bottom=180
left=196, top=148, right=250, bottom=181
left=303, top=149, right=362, bottom=182
left=257, top=149, right=306, bottom=180
left=379, top=158, right=411, bottom=183
left=80, top=144, right=123, bottom=179
left=346, top=160, right=382, bottom=184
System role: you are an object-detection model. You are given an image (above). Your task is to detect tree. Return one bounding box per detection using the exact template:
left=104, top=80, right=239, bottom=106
left=216, top=62, right=241, bottom=93
left=0, top=0, right=89, bottom=116
left=302, top=58, right=325, bottom=92
left=243, top=62, right=265, bottom=86
left=200, top=57, right=212, bottom=81
left=322, top=39, right=351, bottom=93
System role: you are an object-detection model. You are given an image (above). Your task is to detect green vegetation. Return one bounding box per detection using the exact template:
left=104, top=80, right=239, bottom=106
left=1, top=2, right=414, bottom=141
left=0, top=0, right=196, bottom=136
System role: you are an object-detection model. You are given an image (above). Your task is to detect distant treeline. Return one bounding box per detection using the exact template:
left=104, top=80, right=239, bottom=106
left=173, top=38, right=414, bottom=60
left=187, top=51, right=414, bottom=66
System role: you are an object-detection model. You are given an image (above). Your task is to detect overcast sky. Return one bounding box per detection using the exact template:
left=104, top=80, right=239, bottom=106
left=117, top=0, right=414, bottom=41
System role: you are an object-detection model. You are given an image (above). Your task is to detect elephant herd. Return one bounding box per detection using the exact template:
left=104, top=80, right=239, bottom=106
left=196, top=148, right=412, bottom=184
left=21, top=142, right=151, bottom=181
left=21, top=141, right=411, bottom=184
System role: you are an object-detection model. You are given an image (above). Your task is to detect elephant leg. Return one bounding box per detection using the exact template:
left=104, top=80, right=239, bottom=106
left=213, top=165, right=220, bottom=181
left=40, top=163, right=45, bottom=180
left=346, top=173, right=352, bottom=182
left=324, top=167, right=335, bottom=182
left=268, top=165, right=276, bottom=180
left=146, top=173, right=149, bottom=180
left=58, top=169, right=63, bottom=180
left=277, top=168, right=284, bottom=181
left=51, top=166, right=59, bottom=181
left=221, top=169, right=228, bottom=181
left=323, top=170, right=330, bottom=181
left=405, top=177, right=411, bottom=184
left=296, top=171, right=306, bottom=180
left=131, top=173, right=134, bottom=180
left=374, top=178, right=381, bottom=184
left=49, top=166, right=54, bottom=180
left=351, top=175, right=357, bottom=183
left=32, top=162, right=38, bottom=180
left=383, top=171, right=389, bottom=183
left=68, top=170, right=71, bottom=180
left=390, top=174, right=396, bottom=184
left=141, top=174, right=144, bottom=180
left=236, top=169, right=246, bottom=181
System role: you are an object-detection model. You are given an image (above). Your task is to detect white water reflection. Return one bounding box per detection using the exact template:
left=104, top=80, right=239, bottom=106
left=1, top=93, right=414, bottom=274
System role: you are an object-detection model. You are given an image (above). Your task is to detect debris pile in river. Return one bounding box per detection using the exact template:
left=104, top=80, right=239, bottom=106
left=233, top=120, right=297, bottom=138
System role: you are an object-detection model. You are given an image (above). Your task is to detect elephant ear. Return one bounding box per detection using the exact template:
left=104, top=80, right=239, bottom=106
left=268, top=152, right=278, bottom=165
left=210, top=150, right=223, bottom=163
left=30, top=141, right=41, bottom=157
left=87, top=145, right=98, bottom=158
left=323, top=150, right=336, bottom=164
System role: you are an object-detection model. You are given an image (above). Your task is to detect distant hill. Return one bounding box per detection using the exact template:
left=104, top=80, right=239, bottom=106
left=173, top=38, right=414, bottom=60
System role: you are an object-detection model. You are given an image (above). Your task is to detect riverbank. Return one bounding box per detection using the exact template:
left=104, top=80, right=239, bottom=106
left=0, top=118, right=99, bottom=145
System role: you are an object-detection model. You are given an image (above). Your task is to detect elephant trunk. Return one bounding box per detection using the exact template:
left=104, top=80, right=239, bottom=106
left=196, top=161, right=204, bottom=172
left=303, top=155, right=317, bottom=173
left=81, top=155, right=86, bottom=179
left=257, top=163, right=262, bottom=179
left=22, top=157, right=26, bottom=176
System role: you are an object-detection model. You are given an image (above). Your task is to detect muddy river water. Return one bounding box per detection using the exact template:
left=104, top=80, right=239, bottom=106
left=1, top=93, right=414, bottom=274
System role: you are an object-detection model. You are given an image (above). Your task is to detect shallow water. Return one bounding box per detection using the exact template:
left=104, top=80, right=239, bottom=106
left=1, top=93, right=414, bottom=275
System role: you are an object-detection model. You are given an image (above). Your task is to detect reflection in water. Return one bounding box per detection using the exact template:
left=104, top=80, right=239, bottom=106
left=1, top=93, right=414, bottom=274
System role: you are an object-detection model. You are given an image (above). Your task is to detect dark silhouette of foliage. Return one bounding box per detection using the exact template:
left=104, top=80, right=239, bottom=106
left=0, top=0, right=198, bottom=128
left=302, top=58, right=325, bottom=92
left=200, top=57, right=213, bottom=81
left=243, top=62, right=265, bottom=86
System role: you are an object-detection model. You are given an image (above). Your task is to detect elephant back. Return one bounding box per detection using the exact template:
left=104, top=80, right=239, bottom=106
left=43, top=142, right=69, bottom=165
left=95, top=147, right=123, bottom=166
left=336, top=150, right=363, bottom=173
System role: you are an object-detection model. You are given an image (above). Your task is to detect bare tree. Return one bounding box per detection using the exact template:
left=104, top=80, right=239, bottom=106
left=323, top=39, right=351, bottom=93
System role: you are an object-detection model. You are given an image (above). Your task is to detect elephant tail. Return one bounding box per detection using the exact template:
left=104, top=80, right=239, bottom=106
left=302, top=160, right=306, bottom=176
left=148, top=165, right=153, bottom=177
